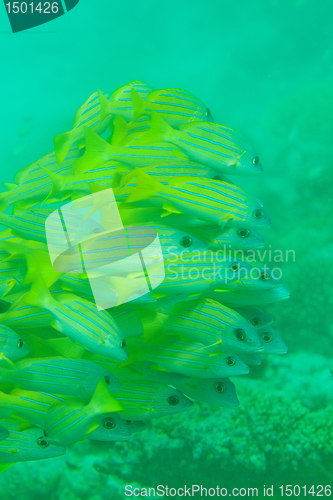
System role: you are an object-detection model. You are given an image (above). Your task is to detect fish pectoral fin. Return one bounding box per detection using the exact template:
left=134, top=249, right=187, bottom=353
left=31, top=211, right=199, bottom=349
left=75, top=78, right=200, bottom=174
left=3, top=183, right=17, bottom=191
left=71, top=191, right=84, bottom=201
left=86, top=423, right=100, bottom=435
left=161, top=210, right=173, bottom=218
left=150, top=292, right=167, bottom=299
left=219, top=215, right=234, bottom=229
left=0, top=463, right=14, bottom=472
left=187, top=292, right=203, bottom=298
left=162, top=202, right=182, bottom=214
left=3, top=279, right=17, bottom=297
left=149, top=364, right=168, bottom=372
left=168, top=175, right=194, bottom=187
left=16, top=419, right=34, bottom=432
left=0, top=353, right=16, bottom=369
left=50, top=319, right=63, bottom=332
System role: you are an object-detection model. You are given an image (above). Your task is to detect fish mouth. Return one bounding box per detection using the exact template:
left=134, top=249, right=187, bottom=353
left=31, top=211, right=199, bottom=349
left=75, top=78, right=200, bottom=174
left=113, top=348, right=129, bottom=362
left=255, top=162, right=264, bottom=174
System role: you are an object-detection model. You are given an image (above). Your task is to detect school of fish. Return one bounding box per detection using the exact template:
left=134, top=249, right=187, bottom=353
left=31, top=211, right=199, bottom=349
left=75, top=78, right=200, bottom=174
left=0, top=81, right=289, bottom=471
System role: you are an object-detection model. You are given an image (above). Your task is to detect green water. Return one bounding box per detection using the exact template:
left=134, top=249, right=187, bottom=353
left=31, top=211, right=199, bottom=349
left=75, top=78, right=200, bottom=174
left=0, top=0, right=333, bottom=498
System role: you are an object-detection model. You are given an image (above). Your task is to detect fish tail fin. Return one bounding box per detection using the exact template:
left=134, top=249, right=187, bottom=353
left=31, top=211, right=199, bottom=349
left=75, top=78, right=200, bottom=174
left=117, top=168, right=139, bottom=189
left=45, top=337, right=86, bottom=358
left=138, top=111, right=173, bottom=145
left=54, top=130, right=75, bottom=164
left=110, top=115, right=129, bottom=146
left=23, top=334, right=59, bottom=358
left=88, top=377, right=124, bottom=416
left=71, top=128, right=111, bottom=175
left=131, top=88, right=148, bottom=122
left=126, top=168, right=161, bottom=204
left=0, top=240, right=22, bottom=260
left=138, top=308, right=167, bottom=343
left=26, top=253, right=59, bottom=287
left=4, top=239, right=60, bottom=287
left=22, top=275, right=53, bottom=309
left=111, top=163, right=130, bottom=189
left=37, top=164, right=70, bottom=204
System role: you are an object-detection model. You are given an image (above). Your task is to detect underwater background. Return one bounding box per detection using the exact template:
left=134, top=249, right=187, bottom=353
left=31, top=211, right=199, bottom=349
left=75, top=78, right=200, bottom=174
left=0, top=0, right=333, bottom=497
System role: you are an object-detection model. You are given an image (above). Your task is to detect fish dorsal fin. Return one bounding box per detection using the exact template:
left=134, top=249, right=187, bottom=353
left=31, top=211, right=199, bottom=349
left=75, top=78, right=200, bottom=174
left=98, top=89, right=111, bottom=124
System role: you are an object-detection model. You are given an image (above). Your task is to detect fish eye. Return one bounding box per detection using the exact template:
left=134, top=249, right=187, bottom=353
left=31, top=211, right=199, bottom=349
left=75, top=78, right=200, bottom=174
left=260, top=271, right=270, bottom=281
left=225, top=356, right=236, bottom=367
left=252, top=156, right=260, bottom=166
left=102, top=417, right=117, bottom=430
left=261, top=332, right=273, bottom=343
left=120, top=339, right=127, bottom=349
left=180, top=236, right=193, bottom=248
left=167, top=395, right=179, bottom=406
left=37, top=437, right=50, bottom=448
left=17, top=339, right=24, bottom=348
left=205, top=108, right=211, bottom=118
left=253, top=209, right=264, bottom=220
left=237, top=228, right=250, bottom=239
left=214, top=382, right=226, bottom=394
left=251, top=317, right=261, bottom=326
left=234, top=329, right=246, bottom=341
left=230, top=263, right=239, bottom=272
left=104, top=375, right=111, bottom=385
